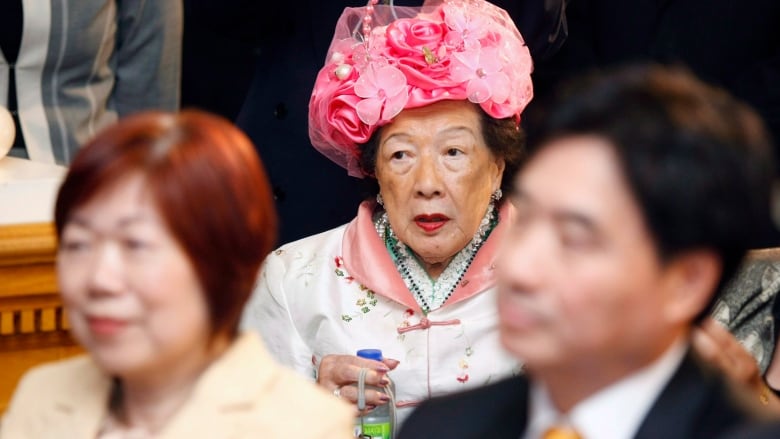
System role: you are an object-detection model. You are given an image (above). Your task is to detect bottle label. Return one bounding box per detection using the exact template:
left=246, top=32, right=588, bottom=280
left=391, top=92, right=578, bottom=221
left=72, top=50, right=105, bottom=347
left=355, top=422, right=391, bottom=439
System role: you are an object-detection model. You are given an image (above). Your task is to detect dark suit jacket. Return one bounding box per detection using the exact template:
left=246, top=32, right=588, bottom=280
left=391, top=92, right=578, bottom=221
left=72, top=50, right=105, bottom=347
left=399, top=351, right=768, bottom=439
left=721, top=421, right=780, bottom=439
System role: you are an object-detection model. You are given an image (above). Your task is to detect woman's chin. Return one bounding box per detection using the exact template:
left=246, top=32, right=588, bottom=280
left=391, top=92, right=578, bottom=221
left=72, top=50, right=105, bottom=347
left=411, top=246, right=456, bottom=265
left=405, top=234, right=469, bottom=262
left=91, top=348, right=151, bottom=377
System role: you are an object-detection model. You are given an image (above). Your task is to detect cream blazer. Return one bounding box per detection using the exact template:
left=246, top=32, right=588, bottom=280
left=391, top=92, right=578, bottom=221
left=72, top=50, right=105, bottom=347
left=0, top=332, right=353, bottom=438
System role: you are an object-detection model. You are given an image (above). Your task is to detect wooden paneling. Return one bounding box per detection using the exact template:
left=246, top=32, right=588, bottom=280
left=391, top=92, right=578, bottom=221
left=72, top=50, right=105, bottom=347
left=0, top=223, right=82, bottom=414
left=0, top=223, right=58, bottom=267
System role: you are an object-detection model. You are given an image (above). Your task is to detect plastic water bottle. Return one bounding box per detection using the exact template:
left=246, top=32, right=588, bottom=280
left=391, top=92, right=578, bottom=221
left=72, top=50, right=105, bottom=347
left=355, top=349, right=395, bottom=439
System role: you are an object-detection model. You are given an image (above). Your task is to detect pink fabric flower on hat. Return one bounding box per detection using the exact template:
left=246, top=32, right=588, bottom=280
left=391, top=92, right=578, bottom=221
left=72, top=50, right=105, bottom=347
left=309, top=65, right=371, bottom=176
left=354, top=64, right=409, bottom=125
left=385, top=17, right=458, bottom=91
left=442, top=2, right=489, bottom=50
left=385, top=18, right=448, bottom=58
left=352, top=30, right=389, bottom=71
left=450, top=47, right=510, bottom=104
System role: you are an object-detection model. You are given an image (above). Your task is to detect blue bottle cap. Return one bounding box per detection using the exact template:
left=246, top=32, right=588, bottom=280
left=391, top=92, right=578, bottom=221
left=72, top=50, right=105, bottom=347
left=356, top=349, right=383, bottom=361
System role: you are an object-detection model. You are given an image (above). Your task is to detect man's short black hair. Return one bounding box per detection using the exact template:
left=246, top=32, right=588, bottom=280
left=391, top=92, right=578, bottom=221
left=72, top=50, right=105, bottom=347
left=525, top=64, right=776, bottom=307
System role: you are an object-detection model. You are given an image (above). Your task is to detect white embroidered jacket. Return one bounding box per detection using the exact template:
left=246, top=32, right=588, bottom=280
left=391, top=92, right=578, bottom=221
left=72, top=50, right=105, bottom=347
left=242, top=201, right=520, bottom=424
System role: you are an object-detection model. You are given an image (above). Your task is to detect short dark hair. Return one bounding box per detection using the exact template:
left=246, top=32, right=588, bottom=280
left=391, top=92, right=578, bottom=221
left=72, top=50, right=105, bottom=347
left=525, top=64, right=775, bottom=303
left=55, top=110, right=278, bottom=339
left=358, top=103, right=525, bottom=195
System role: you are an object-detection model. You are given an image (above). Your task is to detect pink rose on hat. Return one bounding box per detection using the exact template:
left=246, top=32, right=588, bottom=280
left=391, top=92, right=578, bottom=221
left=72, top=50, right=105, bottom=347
left=385, top=18, right=449, bottom=58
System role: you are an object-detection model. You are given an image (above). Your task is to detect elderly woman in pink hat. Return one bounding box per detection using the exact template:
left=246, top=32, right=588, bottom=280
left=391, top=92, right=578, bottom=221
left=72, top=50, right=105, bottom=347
left=242, top=0, right=533, bottom=426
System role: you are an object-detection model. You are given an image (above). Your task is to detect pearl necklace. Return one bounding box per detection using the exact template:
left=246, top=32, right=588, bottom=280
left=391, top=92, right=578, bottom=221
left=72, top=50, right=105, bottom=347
left=375, top=203, right=498, bottom=314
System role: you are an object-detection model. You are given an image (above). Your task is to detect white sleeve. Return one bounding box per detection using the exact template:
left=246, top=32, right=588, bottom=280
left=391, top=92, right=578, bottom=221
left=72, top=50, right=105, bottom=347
left=241, top=251, right=316, bottom=380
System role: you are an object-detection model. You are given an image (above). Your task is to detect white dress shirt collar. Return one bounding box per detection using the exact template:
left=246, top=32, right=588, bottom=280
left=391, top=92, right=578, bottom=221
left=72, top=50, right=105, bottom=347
left=524, top=338, right=688, bottom=439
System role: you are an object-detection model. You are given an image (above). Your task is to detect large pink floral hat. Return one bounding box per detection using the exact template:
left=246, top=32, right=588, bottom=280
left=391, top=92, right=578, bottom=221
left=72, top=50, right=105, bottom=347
left=309, top=0, right=534, bottom=177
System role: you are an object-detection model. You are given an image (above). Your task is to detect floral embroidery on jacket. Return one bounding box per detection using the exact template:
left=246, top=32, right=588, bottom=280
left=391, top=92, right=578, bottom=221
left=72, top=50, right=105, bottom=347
left=333, top=256, right=355, bottom=282
left=457, top=358, right=470, bottom=383
left=397, top=308, right=416, bottom=341
left=336, top=256, right=379, bottom=322
left=456, top=329, right=474, bottom=384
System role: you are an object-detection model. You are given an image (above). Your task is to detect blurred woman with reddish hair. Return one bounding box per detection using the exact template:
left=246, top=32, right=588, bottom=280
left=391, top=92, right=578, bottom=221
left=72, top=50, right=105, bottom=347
left=0, top=110, right=353, bottom=438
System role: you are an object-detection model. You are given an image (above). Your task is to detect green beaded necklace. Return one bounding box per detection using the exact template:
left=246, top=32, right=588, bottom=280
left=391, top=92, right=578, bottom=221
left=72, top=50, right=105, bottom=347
left=375, top=203, right=498, bottom=314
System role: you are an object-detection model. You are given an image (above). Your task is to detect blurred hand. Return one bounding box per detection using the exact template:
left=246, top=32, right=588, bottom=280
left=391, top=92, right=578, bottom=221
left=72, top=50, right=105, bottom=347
left=693, top=317, right=780, bottom=411
left=317, top=354, right=400, bottom=411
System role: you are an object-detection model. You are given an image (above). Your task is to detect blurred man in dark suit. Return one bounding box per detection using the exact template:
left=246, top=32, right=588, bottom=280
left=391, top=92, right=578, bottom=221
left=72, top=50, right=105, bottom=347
left=400, top=65, right=777, bottom=438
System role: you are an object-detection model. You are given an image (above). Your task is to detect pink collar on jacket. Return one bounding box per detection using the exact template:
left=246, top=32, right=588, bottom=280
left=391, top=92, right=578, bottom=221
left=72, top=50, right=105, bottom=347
left=342, top=201, right=514, bottom=312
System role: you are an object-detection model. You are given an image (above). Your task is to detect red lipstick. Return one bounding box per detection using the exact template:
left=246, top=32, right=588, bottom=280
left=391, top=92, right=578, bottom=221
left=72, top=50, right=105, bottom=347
left=87, top=317, right=128, bottom=337
left=414, top=213, right=449, bottom=233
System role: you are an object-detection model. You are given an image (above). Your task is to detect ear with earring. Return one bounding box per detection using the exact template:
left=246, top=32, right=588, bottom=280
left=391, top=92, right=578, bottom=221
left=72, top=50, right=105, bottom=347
left=376, top=192, right=384, bottom=206
left=491, top=188, right=503, bottom=202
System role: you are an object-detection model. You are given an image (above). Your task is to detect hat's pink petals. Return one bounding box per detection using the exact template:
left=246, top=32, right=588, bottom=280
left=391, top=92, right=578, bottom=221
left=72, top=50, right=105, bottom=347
left=450, top=49, right=481, bottom=82
left=382, top=90, right=409, bottom=121
left=467, top=78, right=492, bottom=103
left=449, top=63, right=471, bottom=84
left=375, top=65, right=407, bottom=97
left=452, top=49, right=480, bottom=70
left=488, top=72, right=511, bottom=103
left=354, top=69, right=379, bottom=99
left=444, top=30, right=464, bottom=48
left=354, top=65, right=409, bottom=124
left=480, top=48, right=503, bottom=74
left=356, top=97, right=384, bottom=125
left=443, top=3, right=488, bottom=42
